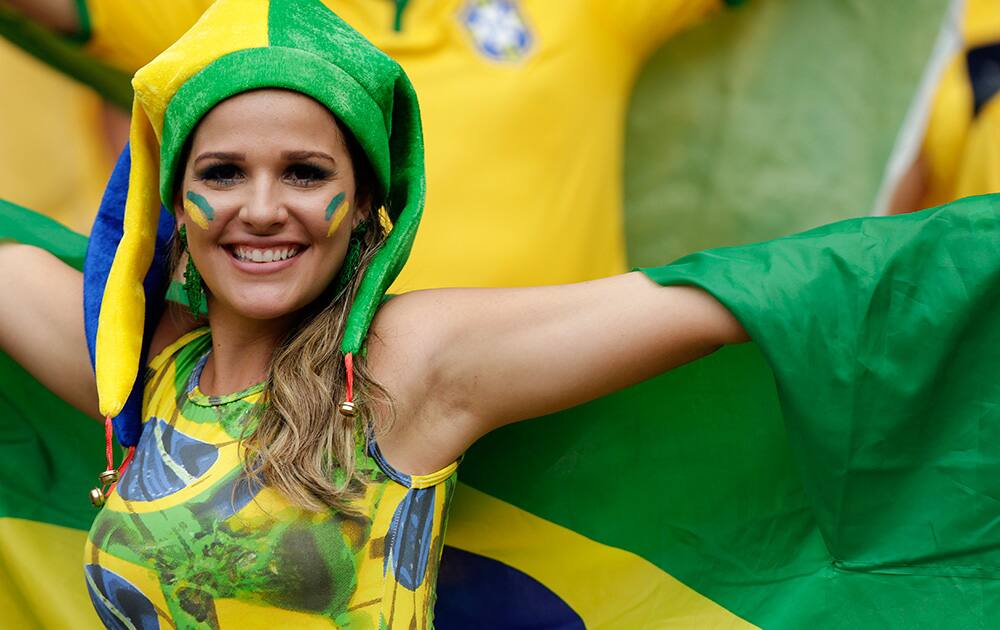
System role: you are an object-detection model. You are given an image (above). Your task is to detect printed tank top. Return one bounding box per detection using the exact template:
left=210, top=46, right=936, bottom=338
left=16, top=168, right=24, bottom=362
left=84, top=329, right=457, bottom=629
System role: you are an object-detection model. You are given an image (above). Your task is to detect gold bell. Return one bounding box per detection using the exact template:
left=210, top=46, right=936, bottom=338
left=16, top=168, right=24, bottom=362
left=89, top=487, right=106, bottom=508
left=98, top=469, right=120, bottom=485
left=338, top=401, right=356, bottom=417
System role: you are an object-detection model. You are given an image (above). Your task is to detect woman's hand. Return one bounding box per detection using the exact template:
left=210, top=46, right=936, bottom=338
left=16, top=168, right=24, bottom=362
left=0, top=243, right=99, bottom=418
left=368, top=272, right=748, bottom=474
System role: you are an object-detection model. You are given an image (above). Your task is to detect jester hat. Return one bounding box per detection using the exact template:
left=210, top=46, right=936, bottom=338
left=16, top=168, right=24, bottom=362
left=84, top=0, right=425, bottom=454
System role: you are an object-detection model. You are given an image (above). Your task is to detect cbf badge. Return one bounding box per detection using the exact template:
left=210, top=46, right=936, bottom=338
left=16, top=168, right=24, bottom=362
left=460, top=0, right=533, bottom=62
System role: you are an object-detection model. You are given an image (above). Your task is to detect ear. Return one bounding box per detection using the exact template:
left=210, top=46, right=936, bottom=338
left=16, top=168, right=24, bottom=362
left=351, top=193, right=373, bottom=230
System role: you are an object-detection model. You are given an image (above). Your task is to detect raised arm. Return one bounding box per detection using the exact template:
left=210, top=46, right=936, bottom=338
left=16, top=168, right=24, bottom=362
left=0, top=243, right=99, bottom=417
left=368, top=272, right=747, bottom=473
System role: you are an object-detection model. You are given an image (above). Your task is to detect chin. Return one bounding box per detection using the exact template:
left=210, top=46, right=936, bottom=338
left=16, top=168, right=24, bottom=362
left=216, top=288, right=319, bottom=322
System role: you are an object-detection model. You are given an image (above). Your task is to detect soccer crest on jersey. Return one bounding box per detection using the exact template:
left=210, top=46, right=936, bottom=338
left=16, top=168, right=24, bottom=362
left=459, top=0, right=533, bottom=62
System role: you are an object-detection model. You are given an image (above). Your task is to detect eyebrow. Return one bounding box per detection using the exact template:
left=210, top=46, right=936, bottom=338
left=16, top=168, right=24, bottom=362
left=194, top=151, right=246, bottom=164
left=193, top=150, right=337, bottom=164
left=283, top=150, right=337, bottom=163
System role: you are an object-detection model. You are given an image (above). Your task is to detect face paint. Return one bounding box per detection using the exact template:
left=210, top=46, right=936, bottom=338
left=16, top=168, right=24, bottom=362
left=183, top=191, right=216, bottom=230
left=325, top=192, right=349, bottom=237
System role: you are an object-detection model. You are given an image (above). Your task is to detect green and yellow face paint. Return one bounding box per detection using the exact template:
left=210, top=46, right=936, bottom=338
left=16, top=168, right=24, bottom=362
left=325, top=191, right=350, bottom=237
left=183, top=191, right=216, bottom=230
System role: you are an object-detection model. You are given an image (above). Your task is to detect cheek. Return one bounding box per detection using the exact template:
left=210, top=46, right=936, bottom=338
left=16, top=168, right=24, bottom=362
left=184, top=191, right=217, bottom=230
left=324, top=192, right=350, bottom=237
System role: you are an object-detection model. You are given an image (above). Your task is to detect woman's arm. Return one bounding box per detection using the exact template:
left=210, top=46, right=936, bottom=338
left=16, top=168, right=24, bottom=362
left=368, top=272, right=747, bottom=473
left=0, top=243, right=99, bottom=418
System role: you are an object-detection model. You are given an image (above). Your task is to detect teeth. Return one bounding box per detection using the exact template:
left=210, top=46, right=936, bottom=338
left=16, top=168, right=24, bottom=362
left=233, top=246, right=299, bottom=263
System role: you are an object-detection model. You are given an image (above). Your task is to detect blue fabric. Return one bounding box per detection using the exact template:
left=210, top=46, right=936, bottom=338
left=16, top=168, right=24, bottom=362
left=386, top=487, right=436, bottom=590
left=117, top=418, right=219, bottom=501
left=84, top=564, right=158, bottom=630
left=435, top=547, right=585, bottom=629
left=83, top=143, right=174, bottom=447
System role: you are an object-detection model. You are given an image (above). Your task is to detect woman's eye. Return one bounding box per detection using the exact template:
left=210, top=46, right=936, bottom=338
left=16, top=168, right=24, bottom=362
left=196, top=164, right=244, bottom=186
left=285, top=164, right=334, bottom=186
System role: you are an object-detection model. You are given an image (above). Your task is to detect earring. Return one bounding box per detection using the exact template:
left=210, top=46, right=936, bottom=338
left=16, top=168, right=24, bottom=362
left=332, top=223, right=368, bottom=297
left=178, top=225, right=206, bottom=318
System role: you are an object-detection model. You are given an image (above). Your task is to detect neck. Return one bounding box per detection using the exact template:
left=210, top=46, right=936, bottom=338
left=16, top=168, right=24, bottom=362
left=198, top=299, right=296, bottom=396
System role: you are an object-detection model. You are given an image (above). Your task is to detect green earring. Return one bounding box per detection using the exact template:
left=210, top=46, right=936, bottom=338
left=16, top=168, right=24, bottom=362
left=332, top=223, right=368, bottom=297
left=178, top=225, right=206, bottom=318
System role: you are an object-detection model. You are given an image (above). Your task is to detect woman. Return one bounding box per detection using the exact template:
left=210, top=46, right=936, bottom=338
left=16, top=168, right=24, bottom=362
left=4, top=1, right=999, bottom=629
left=0, top=1, right=744, bottom=627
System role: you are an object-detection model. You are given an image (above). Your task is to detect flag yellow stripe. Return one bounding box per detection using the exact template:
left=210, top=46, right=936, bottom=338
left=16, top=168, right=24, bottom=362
left=0, top=518, right=103, bottom=629
left=445, top=484, right=759, bottom=629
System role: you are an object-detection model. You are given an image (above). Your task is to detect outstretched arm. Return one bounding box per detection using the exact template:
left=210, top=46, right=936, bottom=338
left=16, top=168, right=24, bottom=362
left=369, top=272, right=747, bottom=473
left=0, top=243, right=99, bottom=417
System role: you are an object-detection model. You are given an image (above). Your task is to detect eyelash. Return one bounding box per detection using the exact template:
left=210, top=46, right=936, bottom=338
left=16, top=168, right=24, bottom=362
left=286, top=163, right=335, bottom=185
left=195, top=163, right=244, bottom=186
left=194, top=163, right=336, bottom=187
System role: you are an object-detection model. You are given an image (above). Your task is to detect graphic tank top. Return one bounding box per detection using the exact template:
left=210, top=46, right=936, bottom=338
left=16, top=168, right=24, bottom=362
left=84, top=329, right=457, bottom=629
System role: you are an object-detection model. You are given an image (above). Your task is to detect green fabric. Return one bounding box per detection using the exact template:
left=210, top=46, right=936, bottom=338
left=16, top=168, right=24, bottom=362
left=461, top=195, right=1000, bottom=628
left=0, top=5, right=132, bottom=109
left=158, top=0, right=425, bottom=358
left=0, top=201, right=103, bottom=530
left=642, top=195, right=1000, bottom=573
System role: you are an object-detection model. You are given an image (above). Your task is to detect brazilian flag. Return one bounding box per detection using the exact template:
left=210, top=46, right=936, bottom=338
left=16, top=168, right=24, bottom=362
left=1, top=1, right=983, bottom=628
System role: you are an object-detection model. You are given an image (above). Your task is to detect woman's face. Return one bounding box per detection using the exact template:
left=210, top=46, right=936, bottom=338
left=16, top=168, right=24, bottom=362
left=175, top=89, right=367, bottom=322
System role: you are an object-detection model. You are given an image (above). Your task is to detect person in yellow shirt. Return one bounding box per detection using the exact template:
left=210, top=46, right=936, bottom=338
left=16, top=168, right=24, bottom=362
left=890, top=0, right=1000, bottom=212
left=4, top=0, right=740, bottom=290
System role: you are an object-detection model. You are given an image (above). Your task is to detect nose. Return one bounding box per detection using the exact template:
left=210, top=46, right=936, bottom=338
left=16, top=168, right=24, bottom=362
left=238, top=179, right=288, bottom=231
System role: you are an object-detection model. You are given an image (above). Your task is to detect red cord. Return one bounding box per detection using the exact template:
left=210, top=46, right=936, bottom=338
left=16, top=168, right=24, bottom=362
left=118, top=446, right=136, bottom=475
left=345, top=352, right=354, bottom=403
left=104, top=415, right=114, bottom=471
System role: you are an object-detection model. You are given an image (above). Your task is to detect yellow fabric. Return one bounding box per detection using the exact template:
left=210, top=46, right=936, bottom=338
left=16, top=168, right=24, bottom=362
left=0, top=518, right=103, bottom=629
left=963, top=0, right=1000, bottom=48
left=81, top=0, right=720, bottom=290
left=0, top=40, right=112, bottom=235
left=94, top=0, right=271, bottom=417
left=920, top=0, right=1000, bottom=207
left=445, top=484, right=757, bottom=629
left=94, top=100, right=158, bottom=416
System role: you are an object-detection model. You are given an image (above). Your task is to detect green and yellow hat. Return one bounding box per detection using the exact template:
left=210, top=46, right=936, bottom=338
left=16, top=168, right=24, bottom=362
left=91, top=0, right=424, bottom=434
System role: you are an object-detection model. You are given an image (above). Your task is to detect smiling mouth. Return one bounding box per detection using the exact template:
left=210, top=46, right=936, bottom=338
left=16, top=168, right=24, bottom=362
left=228, top=245, right=303, bottom=263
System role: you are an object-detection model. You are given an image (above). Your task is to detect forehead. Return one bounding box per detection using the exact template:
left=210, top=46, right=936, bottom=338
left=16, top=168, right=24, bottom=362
left=191, top=89, right=347, bottom=152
